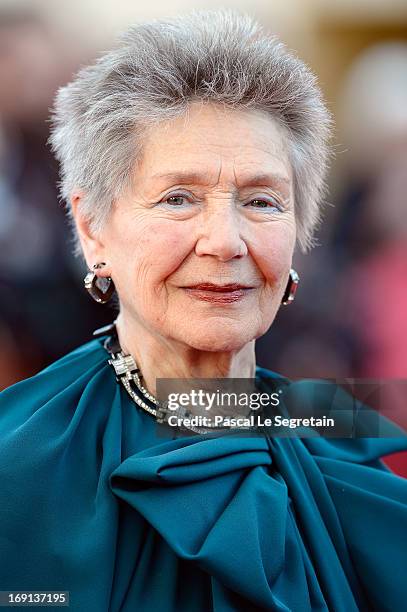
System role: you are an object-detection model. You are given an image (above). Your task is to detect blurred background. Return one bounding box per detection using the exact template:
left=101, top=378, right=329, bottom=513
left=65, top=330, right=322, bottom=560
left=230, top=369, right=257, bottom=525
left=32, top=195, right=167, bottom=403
left=0, top=1, right=406, bottom=470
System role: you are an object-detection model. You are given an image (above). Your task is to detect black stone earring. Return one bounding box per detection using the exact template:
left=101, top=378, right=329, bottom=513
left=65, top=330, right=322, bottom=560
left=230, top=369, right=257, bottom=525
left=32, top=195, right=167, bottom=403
left=84, top=262, right=115, bottom=304
left=281, top=268, right=299, bottom=305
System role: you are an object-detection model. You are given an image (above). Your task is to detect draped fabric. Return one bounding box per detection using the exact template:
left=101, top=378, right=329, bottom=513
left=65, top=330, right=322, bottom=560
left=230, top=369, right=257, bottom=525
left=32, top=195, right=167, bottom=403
left=0, top=337, right=406, bottom=611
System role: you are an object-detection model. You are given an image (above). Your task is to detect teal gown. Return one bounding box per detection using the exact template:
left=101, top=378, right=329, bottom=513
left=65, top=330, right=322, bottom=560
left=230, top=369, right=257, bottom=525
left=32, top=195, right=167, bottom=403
left=0, top=334, right=406, bottom=611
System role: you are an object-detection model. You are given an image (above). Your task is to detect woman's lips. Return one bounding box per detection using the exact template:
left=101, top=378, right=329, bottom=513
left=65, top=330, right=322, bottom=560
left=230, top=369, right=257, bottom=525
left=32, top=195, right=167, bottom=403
left=182, top=283, right=255, bottom=304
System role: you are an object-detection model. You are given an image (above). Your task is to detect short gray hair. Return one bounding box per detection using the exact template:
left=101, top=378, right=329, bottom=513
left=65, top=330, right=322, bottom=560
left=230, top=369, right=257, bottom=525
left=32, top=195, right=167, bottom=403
left=49, top=8, right=332, bottom=255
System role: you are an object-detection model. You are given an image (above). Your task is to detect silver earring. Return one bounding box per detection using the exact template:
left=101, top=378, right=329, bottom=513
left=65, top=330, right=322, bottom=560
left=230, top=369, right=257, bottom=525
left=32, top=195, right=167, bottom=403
left=84, top=262, right=115, bottom=304
left=281, top=268, right=299, bottom=305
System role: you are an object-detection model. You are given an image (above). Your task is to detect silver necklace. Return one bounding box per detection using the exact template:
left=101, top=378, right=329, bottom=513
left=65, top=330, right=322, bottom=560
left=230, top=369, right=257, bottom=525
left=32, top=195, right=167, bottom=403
left=98, top=323, right=222, bottom=435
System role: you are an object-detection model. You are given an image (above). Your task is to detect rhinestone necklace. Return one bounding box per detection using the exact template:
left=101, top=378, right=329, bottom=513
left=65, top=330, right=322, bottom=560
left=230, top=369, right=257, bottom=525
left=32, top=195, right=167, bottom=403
left=95, top=322, right=224, bottom=435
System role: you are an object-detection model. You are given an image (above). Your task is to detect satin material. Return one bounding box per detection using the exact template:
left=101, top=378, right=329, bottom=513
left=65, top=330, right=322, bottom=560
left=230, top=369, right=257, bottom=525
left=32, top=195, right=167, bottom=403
left=0, top=337, right=406, bottom=611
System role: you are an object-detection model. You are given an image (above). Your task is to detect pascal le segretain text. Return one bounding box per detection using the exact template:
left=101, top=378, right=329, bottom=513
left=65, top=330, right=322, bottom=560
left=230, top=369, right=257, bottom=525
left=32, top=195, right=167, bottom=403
left=166, top=414, right=335, bottom=429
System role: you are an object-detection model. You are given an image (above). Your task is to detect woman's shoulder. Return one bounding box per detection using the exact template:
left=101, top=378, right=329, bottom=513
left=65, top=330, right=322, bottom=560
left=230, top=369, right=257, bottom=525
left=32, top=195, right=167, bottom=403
left=255, top=364, right=288, bottom=383
left=2, top=336, right=108, bottom=394
left=256, top=365, right=407, bottom=465
left=0, top=336, right=111, bottom=431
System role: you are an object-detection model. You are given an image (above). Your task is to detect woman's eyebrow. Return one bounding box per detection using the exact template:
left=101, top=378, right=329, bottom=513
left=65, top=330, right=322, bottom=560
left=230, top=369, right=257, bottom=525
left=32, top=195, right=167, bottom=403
left=236, top=173, right=291, bottom=188
left=149, top=171, right=291, bottom=187
left=150, top=171, right=210, bottom=185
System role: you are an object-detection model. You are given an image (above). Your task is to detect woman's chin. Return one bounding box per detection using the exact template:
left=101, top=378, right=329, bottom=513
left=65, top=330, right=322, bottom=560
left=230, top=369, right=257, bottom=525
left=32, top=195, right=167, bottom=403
left=177, top=324, right=256, bottom=353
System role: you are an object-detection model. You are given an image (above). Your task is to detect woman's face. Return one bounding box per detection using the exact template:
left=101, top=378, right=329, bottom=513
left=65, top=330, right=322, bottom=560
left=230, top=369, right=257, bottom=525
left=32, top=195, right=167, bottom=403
left=92, top=103, right=296, bottom=351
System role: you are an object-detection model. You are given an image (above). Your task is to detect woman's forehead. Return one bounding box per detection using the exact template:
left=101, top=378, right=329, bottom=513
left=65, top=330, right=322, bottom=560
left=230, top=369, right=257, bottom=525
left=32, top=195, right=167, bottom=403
left=136, top=103, right=292, bottom=188
left=142, top=102, right=290, bottom=151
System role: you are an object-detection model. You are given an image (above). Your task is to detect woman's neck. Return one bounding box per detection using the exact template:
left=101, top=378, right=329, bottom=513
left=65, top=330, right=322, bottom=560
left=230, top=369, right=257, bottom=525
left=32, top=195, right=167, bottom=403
left=114, top=312, right=256, bottom=397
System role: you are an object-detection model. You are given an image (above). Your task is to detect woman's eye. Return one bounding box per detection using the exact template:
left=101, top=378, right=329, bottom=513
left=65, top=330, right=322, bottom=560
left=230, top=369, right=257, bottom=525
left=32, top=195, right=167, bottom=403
left=246, top=198, right=282, bottom=211
left=160, top=194, right=191, bottom=207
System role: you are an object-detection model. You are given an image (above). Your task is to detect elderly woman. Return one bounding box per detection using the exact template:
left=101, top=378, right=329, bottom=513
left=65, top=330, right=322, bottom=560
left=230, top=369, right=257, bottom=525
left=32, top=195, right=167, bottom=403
left=1, top=9, right=406, bottom=612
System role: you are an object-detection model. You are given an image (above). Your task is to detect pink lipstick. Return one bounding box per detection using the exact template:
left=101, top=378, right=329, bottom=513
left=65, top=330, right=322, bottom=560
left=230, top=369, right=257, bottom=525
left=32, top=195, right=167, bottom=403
left=182, top=283, right=255, bottom=304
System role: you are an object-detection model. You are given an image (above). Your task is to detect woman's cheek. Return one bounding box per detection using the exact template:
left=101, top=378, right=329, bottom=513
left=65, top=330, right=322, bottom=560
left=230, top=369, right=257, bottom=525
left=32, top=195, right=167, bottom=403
left=249, top=237, right=292, bottom=286
left=131, top=221, right=194, bottom=288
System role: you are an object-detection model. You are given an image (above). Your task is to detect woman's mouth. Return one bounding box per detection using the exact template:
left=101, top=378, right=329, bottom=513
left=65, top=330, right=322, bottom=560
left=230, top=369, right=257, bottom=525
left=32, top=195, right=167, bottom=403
left=181, top=283, right=255, bottom=304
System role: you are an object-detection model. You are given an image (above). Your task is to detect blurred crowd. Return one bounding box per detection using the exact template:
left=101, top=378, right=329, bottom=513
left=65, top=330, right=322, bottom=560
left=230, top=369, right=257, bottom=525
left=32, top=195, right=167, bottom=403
left=0, top=9, right=406, bottom=470
left=0, top=12, right=114, bottom=388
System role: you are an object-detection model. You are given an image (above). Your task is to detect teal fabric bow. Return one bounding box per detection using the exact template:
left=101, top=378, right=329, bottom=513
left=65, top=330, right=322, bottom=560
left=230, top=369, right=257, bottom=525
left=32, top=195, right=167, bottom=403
left=0, top=338, right=406, bottom=611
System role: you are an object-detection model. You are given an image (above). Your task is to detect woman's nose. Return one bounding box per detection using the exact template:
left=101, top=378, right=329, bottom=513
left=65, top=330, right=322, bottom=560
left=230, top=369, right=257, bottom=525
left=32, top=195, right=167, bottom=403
left=194, top=205, right=248, bottom=261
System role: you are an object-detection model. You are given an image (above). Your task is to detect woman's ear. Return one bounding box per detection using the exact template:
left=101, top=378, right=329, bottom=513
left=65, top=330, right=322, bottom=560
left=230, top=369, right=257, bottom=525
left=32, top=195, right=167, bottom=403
left=70, top=193, right=108, bottom=273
